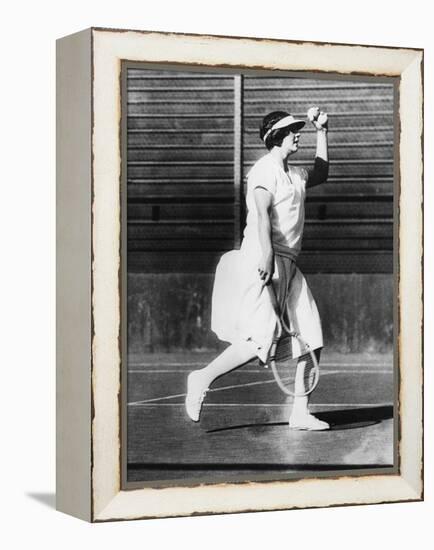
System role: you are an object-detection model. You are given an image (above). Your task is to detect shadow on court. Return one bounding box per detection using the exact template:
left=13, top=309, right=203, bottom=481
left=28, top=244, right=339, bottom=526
left=126, top=352, right=395, bottom=483
left=206, top=406, right=393, bottom=434
left=318, top=405, right=393, bottom=430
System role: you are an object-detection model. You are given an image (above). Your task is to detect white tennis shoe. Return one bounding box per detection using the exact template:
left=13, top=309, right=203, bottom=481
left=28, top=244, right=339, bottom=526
left=288, top=412, right=330, bottom=431
left=185, top=370, right=208, bottom=422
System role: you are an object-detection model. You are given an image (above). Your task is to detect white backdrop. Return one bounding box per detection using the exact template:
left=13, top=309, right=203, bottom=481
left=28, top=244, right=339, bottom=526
left=1, top=1, right=431, bottom=547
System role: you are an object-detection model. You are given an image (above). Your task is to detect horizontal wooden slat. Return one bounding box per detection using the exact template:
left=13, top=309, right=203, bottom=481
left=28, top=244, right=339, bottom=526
left=128, top=239, right=234, bottom=251
left=128, top=160, right=234, bottom=166
left=127, top=251, right=393, bottom=274
left=128, top=204, right=233, bottom=220
left=128, top=144, right=234, bottom=150
left=127, top=166, right=234, bottom=178
left=127, top=178, right=234, bottom=184
left=244, top=104, right=393, bottom=116
left=244, top=95, right=392, bottom=103
left=127, top=219, right=392, bottom=239
left=128, top=117, right=234, bottom=130
left=303, top=221, right=393, bottom=239
left=127, top=183, right=234, bottom=199
left=128, top=159, right=392, bottom=166
left=128, top=104, right=234, bottom=116
left=128, top=196, right=234, bottom=204
left=128, top=126, right=392, bottom=136
left=128, top=113, right=234, bottom=119
left=245, top=116, right=394, bottom=130
left=128, top=111, right=392, bottom=119
left=244, top=129, right=395, bottom=145
left=127, top=175, right=392, bottom=183
left=128, top=223, right=234, bottom=240
left=127, top=145, right=392, bottom=163
left=128, top=78, right=233, bottom=84
left=243, top=80, right=393, bottom=91
left=243, top=93, right=393, bottom=106
left=244, top=147, right=392, bottom=162
left=129, top=237, right=392, bottom=252
left=128, top=69, right=232, bottom=76
left=128, top=96, right=233, bottom=105
left=127, top=99, right=391, bottom=113
left=127, top=189, right=392, bottom=203
left=127, top=149, right=234, bottom=162
left=128, top=141, right=393, bottom=150
left=127, top=164, right=393, bottom=179
left=307, top=186, right=393, bottom=197
left=128, top=82, right=390, bottom=91
left=128, top=133, right=233, bottom=147
left=302, top=238, right=392, bottom=250
left=127, top=119, right=393, bottom=132
left=127, top=201, right=391, bottom=221
left=127, top=182, right=393, bottom=197
left=128, top=86, right=234, bottom=92
left=305, top=202, right=392, bottom=218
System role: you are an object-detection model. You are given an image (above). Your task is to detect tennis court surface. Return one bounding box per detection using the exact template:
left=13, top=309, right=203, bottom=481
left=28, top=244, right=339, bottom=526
left=127, top=351, right=394, bottom=484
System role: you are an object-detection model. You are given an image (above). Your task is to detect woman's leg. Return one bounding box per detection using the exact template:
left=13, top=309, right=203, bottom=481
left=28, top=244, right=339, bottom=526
left=185, top=341, right=256, bottom=421
left=289, top=349, right=329, bottom=430
left=196, top=341, right=256, bottom=387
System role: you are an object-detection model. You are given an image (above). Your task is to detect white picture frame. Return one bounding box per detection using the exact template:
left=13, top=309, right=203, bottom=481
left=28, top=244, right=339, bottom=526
left=56, top=27, right=423, bottom=522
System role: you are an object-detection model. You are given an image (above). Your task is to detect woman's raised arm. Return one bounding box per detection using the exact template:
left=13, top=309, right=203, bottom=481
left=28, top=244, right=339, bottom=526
left=306, top=108, right=329, bottom=188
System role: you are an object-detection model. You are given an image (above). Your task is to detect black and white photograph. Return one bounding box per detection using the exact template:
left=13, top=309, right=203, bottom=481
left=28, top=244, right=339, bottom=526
left=3, top=0, right=429, bottom=539
left=123, top=64, right=396, bottom=486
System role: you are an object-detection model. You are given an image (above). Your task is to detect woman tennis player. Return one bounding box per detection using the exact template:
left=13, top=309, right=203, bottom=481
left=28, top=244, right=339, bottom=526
left=185, top=107, right=330, bottom=430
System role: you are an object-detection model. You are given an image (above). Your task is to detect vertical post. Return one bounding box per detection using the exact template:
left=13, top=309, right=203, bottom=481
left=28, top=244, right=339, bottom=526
left=234, top=74, right=244, bottom=249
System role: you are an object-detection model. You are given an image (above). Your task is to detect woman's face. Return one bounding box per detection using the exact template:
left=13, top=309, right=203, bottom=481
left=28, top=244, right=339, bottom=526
left=281, top=129, right=300, bottom=156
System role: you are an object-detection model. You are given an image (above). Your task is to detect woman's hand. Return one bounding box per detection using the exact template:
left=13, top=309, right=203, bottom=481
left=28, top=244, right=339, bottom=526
left=307, top=106, right=328, bottom=131
left=258, top=253, right=274, bottom=286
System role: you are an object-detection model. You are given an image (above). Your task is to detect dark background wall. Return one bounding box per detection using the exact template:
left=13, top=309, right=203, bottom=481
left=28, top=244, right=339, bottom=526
left=125, top=67, right=395, bottom=354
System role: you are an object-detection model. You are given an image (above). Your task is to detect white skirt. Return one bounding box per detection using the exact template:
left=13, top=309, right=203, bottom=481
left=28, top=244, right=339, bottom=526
left=211, top=248, right=323, bottom=363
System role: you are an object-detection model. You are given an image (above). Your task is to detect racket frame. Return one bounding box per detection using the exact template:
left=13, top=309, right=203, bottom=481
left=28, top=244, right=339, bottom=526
left=266, top=284, right=320, bottom=397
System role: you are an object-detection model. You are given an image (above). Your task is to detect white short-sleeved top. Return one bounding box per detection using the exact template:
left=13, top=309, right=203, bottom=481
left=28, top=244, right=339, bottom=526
left=242, top=153, right=308, bottom=256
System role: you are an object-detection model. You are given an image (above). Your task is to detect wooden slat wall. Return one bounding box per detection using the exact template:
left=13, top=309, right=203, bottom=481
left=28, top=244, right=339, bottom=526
left=127, top=69, right=394, bottom=273
left=127, top=69, right=235, bottom=272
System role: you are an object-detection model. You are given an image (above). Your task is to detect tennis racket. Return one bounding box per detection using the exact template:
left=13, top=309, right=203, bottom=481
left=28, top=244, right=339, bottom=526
left=266, top=284, right=320, bottom=397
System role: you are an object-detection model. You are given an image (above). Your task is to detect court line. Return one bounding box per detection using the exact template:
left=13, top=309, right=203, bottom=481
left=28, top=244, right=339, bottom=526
left=128, top=368, right=393, bottom=374
left=128, top=362, right=392, bottom=369
left=128, top=377, right=279, bottom=405
left=128, top=402, right=393, bottom=408
left=128, top=369, right=392, bottom=406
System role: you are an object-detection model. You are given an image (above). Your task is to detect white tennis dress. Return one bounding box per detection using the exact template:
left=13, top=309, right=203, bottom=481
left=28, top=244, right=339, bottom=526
left=211, top=153, right=323, bottom=363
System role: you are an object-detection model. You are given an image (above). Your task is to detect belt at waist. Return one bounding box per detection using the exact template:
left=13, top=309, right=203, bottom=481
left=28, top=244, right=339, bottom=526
left=273, top=243, right=299, bottom=262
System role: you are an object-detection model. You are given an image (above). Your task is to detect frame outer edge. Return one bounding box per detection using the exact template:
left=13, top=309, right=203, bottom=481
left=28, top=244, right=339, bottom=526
left=56, top=28, right=93, bottom=522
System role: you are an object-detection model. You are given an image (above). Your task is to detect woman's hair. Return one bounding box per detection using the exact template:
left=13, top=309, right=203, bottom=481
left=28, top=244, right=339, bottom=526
left=260, top=111, right=293, bottom=150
